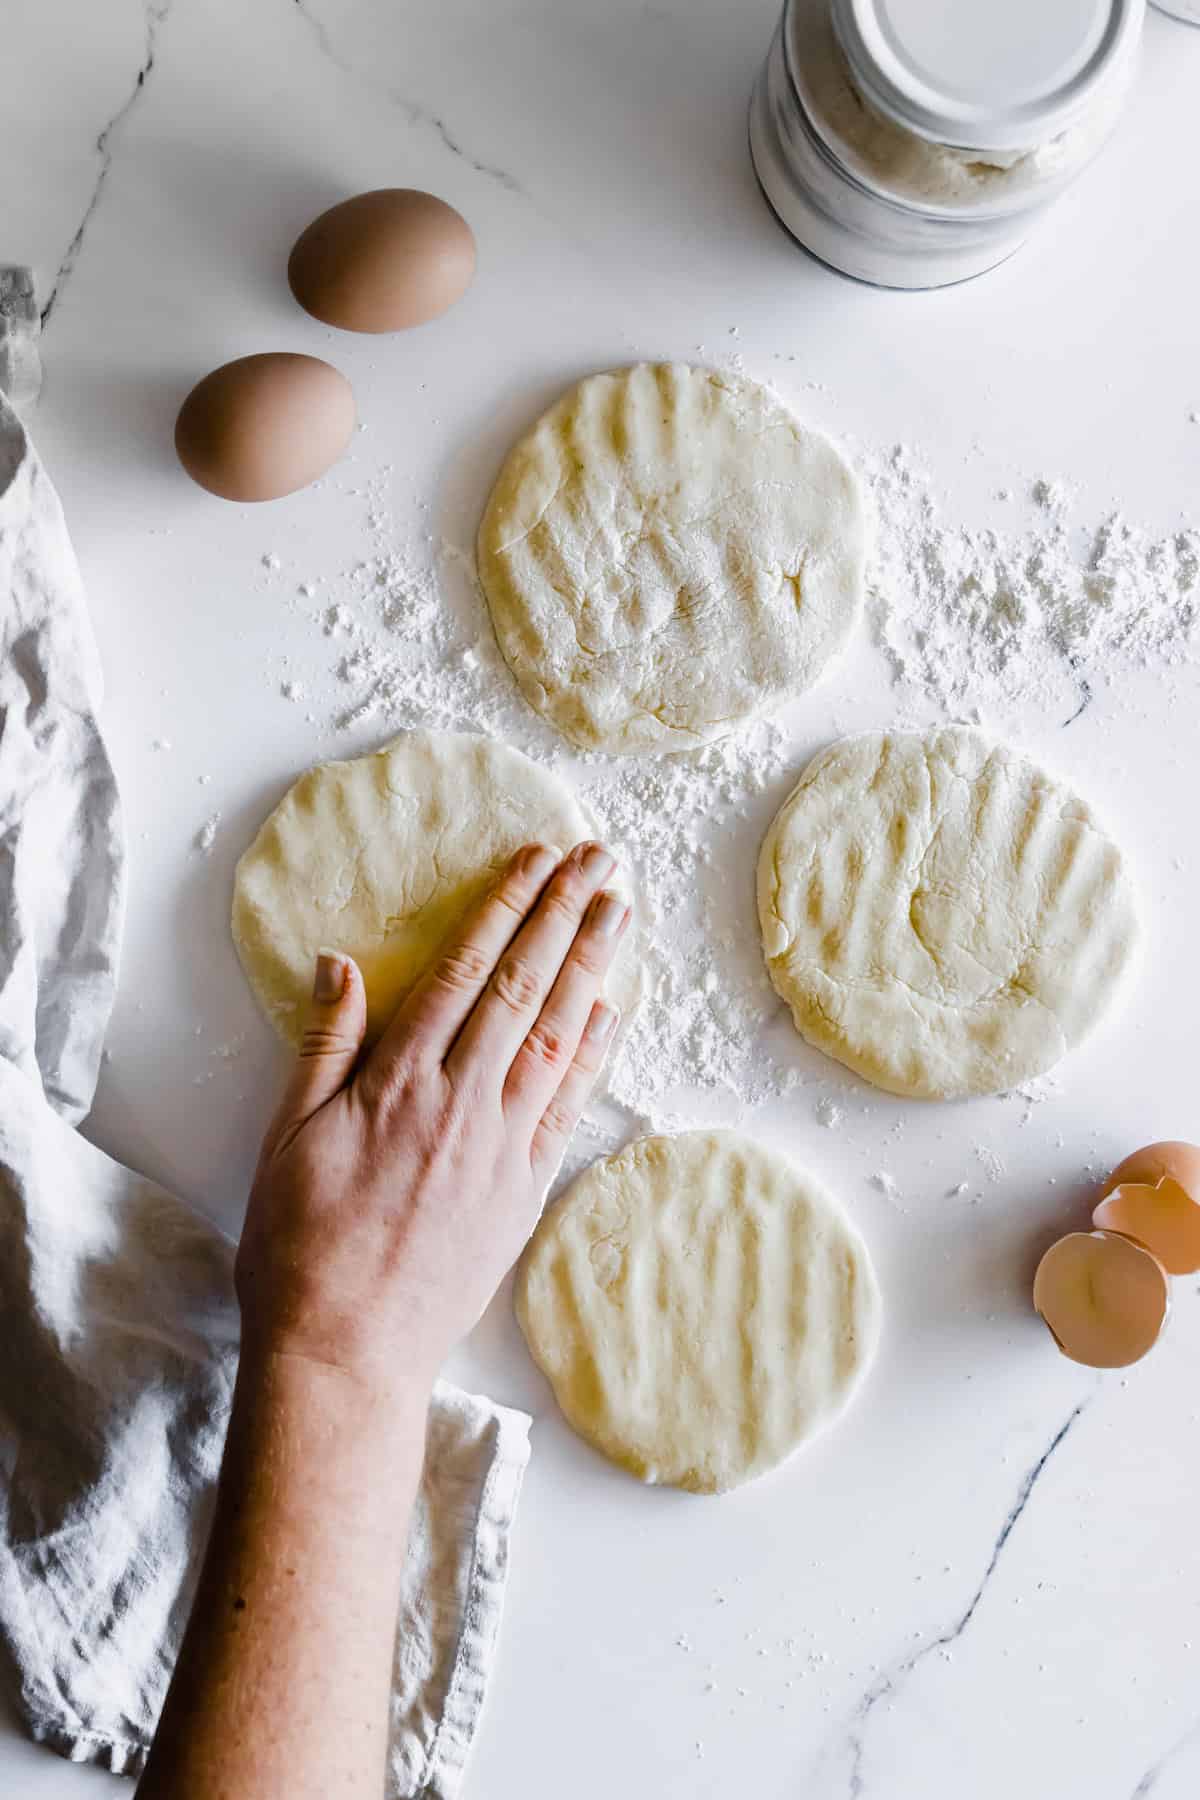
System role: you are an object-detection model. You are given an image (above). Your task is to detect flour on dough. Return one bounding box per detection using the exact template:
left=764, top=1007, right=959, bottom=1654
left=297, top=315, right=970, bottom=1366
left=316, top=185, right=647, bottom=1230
left=758, top=727, right=1140, bottom=1100
left=233, top=729, right=639, bottom=1047
left=516, top=1129, right=881, bottom=1494
left=477, top=363, right=868, bottom=754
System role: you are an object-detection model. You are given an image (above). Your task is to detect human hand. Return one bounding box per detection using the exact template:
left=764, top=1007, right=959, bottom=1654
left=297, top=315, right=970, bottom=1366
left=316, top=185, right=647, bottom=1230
left=235, top=840, right=631, bottom=1394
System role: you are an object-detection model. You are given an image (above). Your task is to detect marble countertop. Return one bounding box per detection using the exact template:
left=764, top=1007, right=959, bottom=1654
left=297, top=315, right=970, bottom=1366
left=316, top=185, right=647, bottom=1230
left=5, top=2, right=1200, bottom=1796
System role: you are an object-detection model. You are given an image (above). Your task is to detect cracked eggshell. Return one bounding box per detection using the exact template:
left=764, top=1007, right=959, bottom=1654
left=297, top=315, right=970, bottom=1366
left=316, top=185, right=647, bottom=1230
left=1093, top=1180, right=1200, bottom=1276
left=175, top=353, right=355, bottom=502
left=288, top=189, right=476, bottom=333
left=1033, top=1230, right=1169, bottom=1369
left=1093, top=1142, right=1200, bottom=1274
left=1100, top=1140, right=1200, bottom=1205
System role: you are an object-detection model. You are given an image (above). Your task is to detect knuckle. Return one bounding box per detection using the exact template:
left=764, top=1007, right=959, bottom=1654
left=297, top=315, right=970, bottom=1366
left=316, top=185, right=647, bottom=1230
left=541, top=879, right=588, bottom=926
left=540, top=1096, right=576, bottom=1139
left=299, top=1025, right=356, bottom=1059
left=491, top=882, right=530, bottom=921
left=568, top=938, right=608, bottom=977
left=520, top=1018, right=571, bottom=1071
left=443, top=1062, right=489, bottom=1117
left=569, top=1035, right=604, bottom=1074
left=355, top=1052, right=422, bottom=1115
left=492, top=954, right=543, bottom=1015
left=434, top=941, right=494, bottom=993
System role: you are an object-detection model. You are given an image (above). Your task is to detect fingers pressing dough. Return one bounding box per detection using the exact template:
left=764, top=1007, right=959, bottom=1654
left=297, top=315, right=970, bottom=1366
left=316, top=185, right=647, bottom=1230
left=232, top=729, right=639, bottom=1048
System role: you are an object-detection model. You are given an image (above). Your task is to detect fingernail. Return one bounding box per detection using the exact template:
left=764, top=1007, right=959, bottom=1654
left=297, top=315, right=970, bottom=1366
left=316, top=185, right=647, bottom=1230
left=590, top=890, right=629, bottom=936
left=579, top=841, right=617, bottom=880
left=313, top=950, right=348, bottom=1004
left=586, top=1001, right=619, bottom=1041
left=517, top=842, right=561, bottom=881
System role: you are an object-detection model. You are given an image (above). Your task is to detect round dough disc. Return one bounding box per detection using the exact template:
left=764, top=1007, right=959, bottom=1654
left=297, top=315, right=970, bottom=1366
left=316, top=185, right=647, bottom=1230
left=233, top=729, right=638, bottom=1047
left=516, top=1130, right=881, bottom=1494
left=477, top=363, right=868, bottom=753
left=758, top=727, right=1140, bottom=1100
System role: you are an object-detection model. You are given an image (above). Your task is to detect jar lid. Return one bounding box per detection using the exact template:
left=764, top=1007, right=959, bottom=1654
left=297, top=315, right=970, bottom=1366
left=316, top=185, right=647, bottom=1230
left=830, top=0, right=1144, bottom=149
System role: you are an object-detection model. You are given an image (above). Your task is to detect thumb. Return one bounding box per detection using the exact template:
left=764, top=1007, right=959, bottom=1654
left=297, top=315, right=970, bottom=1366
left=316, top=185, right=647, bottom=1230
left=278, top=949, right=368, bottom=1130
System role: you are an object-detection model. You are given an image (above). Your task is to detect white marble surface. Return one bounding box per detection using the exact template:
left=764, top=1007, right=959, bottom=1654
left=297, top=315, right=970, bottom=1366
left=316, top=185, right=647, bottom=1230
left=5, top=2, right=1200, bottom=1796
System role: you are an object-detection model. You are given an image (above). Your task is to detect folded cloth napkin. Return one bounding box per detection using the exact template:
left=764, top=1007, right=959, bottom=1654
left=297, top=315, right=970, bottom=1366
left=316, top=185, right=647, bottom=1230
left=0, top=322, right=530, bottom=1794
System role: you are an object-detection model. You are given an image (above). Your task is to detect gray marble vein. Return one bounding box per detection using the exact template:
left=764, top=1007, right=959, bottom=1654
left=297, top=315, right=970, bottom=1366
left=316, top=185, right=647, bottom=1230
left=1131, top=1714, right=1200, bottom=1797
left=843, top=1399, right=1087, bottom=1797
left=291, top=0, right=524, bottom=194
left=40, top=0, right=173, bottom=328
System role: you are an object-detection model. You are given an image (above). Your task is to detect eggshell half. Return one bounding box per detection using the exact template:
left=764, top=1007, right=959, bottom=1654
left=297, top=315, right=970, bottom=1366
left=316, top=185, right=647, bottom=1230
left=175, top=353, right=355, bottom=502
left=1033, top=1230, right=1169, bottom=1369
left=288, top=189, right=475, bottom=333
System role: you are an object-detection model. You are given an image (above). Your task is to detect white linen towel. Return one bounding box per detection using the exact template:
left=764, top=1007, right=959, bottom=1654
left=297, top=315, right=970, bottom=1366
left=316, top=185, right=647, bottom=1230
left=0, top=320, right=530, bottom=1796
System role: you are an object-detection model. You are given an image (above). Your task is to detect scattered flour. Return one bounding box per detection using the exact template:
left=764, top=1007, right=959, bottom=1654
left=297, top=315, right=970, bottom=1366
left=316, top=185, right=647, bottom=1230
left=265, top=474, right=812, bottom=1129
left=1032, top=476, right=1075, bottom=520
left=587, top=721, right=802, bottom=1126
left=867, top=442, right=1200, bottom=720
left=1010, top=1069, right=1064, bottom=1126
left=1013, top=1072, right=1063, bottom=1106
left=194, top=812, right=220, bottom=853
left=974, top=1144, right=1007, bottom=1183
left=299, top=492, right=516, bottom=739
left=192, top=1033, right=246, bottom=1086
left=258, top=428, right=1198, bottom=1139
left=870, top=1170, right=903, bottom=1206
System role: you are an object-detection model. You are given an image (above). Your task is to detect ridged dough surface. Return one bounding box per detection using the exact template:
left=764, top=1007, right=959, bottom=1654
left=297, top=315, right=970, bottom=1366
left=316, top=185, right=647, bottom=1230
left=758, top=728, right=1140, bottom=1100
left=477, top=363, right=868, bottom=753
left=233, top=729, right=638, bottom=1046
left=516, top=1130, right=881, bottom=1494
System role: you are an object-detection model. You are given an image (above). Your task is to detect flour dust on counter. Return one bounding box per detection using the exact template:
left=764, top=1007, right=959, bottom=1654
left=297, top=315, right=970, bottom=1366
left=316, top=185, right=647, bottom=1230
left=260, top=469, right=540, bottom=746
left=865, top=441, right=1200, bottom=724
left=255, top=478, right=816, bottom=1129
left=584, top=720, right=809, bottom=1128
left=250, top=395, right=1187, bottom=1133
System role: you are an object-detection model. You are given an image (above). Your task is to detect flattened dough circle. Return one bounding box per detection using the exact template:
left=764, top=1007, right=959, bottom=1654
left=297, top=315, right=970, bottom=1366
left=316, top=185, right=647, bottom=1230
left=477, top=362, right=868, bottom=753
left=233, top=729, right=638, bottom=1047
left=516, top=1130, right=881, bottom=1494
left=758, top=727, right=1140, bottom=1100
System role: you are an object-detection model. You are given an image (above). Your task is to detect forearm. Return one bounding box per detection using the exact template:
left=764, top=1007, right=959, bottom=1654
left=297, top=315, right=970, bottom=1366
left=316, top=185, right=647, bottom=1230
left=145, top=845, right=624, bottom=1792
left=139, top=1350, right=430, bottom=1800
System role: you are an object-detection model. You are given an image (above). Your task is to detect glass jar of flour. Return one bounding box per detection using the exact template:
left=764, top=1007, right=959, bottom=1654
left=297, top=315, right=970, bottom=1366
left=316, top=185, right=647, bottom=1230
left=750, top=0, right=1145, bottom=288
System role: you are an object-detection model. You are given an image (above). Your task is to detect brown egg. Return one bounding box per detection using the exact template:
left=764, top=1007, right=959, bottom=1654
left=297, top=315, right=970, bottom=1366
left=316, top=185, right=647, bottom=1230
left=287, top=189, right=475, bottom=333
left=1033, top=1230, right=1169, bottom=1369
left=175, top=353, right=355, bottom=502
